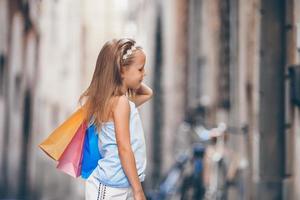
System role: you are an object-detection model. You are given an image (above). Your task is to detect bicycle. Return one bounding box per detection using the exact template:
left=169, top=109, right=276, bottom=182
left=146, top=122, right=226, bottom=200
left=204, top=124, right=249, bottom=200
left=203, top=123, right=228, bottom=200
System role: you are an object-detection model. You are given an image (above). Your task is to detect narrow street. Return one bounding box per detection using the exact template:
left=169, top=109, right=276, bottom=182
left=0, top=0, right=299, bottom=199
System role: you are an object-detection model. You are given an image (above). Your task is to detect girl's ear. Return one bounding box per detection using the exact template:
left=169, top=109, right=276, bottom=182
left=120, top=66, right=127, bottom=79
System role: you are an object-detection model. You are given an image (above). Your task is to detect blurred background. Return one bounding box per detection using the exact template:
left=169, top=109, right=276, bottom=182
left=0, top=0, right=300, bottom=199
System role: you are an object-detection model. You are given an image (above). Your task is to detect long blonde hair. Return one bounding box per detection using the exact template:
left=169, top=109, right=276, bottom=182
left=78, top=38, right=142, bottom=132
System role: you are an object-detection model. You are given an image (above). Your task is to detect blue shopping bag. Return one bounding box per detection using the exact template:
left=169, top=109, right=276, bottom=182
left=81, top=123, right=102, bottom=179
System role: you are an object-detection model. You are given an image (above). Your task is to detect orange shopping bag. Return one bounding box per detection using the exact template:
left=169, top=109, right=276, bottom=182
left=57, top=121, right=87, bottom=177
left=39, top=105, right=87, bottom=161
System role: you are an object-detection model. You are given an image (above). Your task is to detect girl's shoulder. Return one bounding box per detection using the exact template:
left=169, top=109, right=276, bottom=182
left=111, top=95, right=135, bottom=114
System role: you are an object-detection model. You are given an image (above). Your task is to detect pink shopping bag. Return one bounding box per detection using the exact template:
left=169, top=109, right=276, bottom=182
left=56, top=121, right=87, bottom=178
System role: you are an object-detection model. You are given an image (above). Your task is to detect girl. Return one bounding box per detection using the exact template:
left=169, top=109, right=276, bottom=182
left=80, top=38, right=152, bottom=200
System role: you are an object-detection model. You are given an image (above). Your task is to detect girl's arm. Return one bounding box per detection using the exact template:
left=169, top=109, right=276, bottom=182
left=113, top=95, right=146, bottom=199
left=130, top=82, right=153, bottom=107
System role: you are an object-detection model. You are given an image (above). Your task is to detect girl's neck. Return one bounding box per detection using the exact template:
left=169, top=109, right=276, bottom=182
left=120, top=84, right=128, bottom=95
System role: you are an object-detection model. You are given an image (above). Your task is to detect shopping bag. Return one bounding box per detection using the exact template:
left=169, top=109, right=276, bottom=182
left=56, top=121, right=87, bottom=177
left=39, top=106, right=86, bottom=161
left=81, top=124, right=103, bottom=179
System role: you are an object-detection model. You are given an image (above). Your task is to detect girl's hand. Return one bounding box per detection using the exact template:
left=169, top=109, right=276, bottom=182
left=133, top=190, right=146, bottom=200
left=135, top=82, right=153, bottom=96
left=129, top=82, right=153, bottom=107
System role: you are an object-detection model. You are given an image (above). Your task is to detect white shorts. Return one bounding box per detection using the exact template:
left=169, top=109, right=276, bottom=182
left=85, top=175, right=133, bottom=200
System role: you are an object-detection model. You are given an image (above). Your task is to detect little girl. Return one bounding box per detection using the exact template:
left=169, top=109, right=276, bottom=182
left=80, top=38, right=152, bottom=200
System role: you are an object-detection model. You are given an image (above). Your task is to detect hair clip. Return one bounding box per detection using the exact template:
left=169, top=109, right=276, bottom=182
left=122, top=45, right=137, bottom=60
